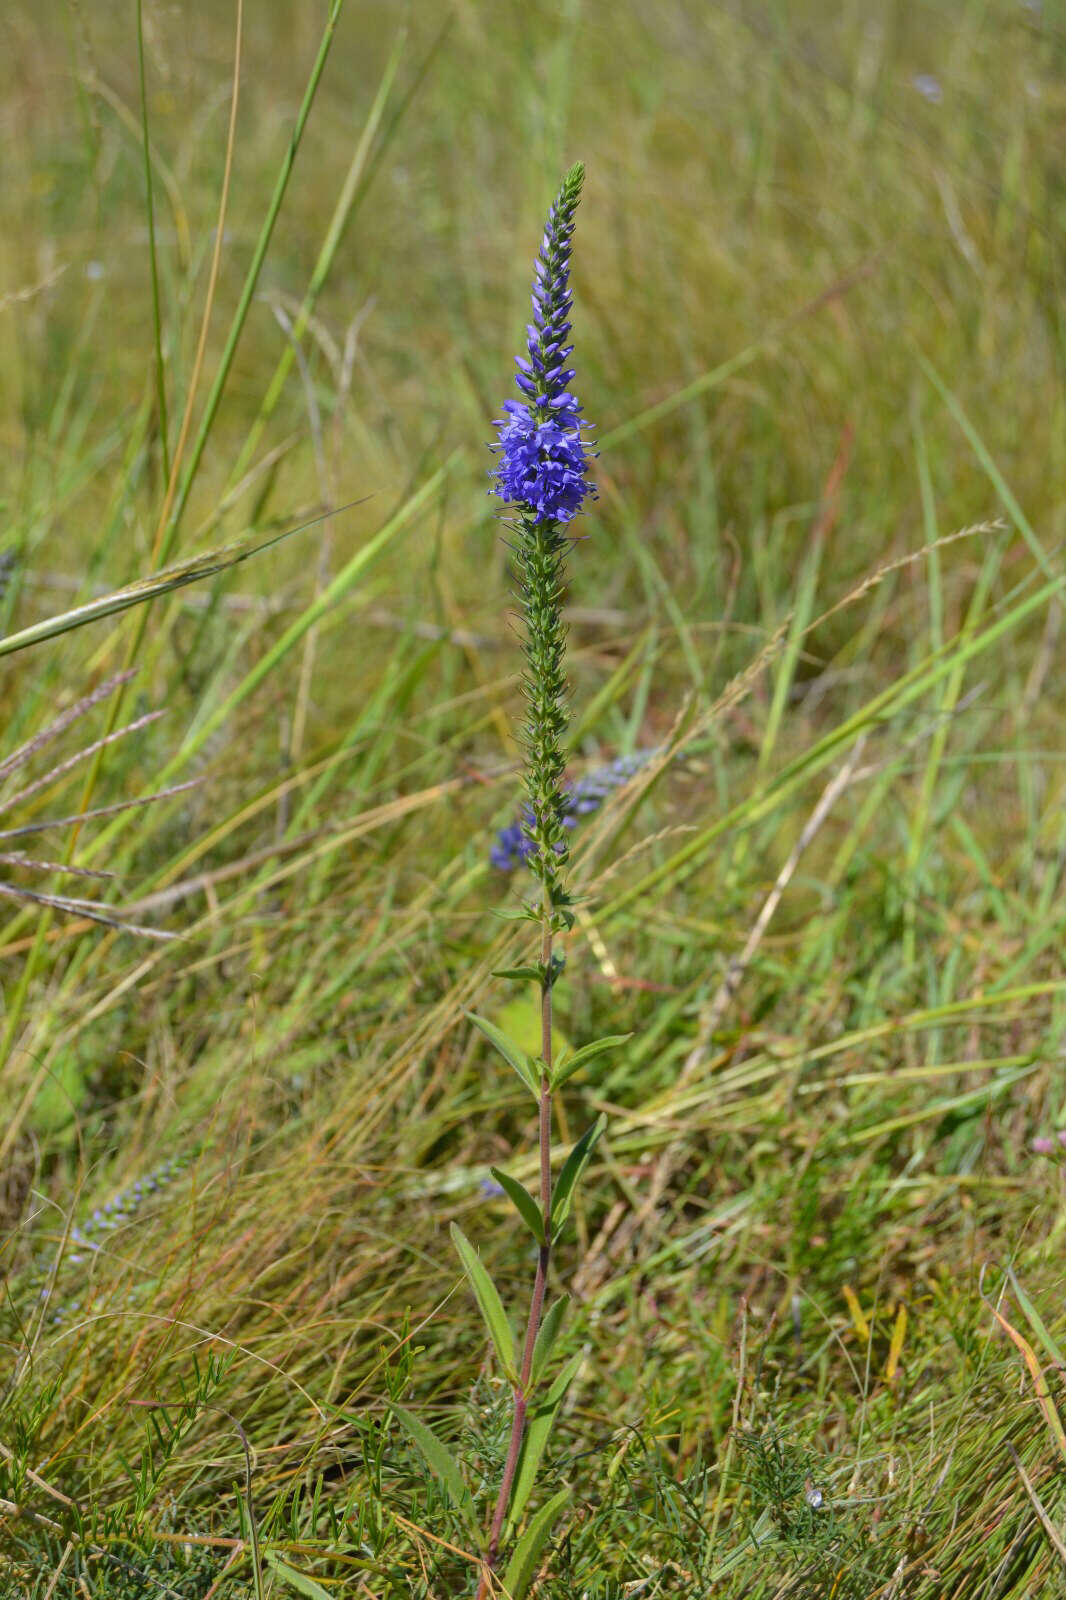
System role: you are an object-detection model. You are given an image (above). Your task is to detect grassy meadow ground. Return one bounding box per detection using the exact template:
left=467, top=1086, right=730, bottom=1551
left=2, top=1, right=1066, bottom=1594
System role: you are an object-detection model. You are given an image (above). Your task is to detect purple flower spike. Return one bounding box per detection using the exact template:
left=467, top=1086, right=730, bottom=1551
left=490, top=164, right=595, bottom=526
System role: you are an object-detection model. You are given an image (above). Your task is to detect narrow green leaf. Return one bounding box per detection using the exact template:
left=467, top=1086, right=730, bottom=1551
left=506, top=1352, right=583, bottom=1539
left=530, top=1295, right=569, bottom=1388
left=490, top=1168, right=546, bottom=1245
left=503, top=1486, right=571, bottom=1598
left=177, top=464, right=451, bottom=763
left=229, top=28, right=408, bottom=487
left=154, top=0, right=348, bottom=568
left=492, top=966, right=542, bottom=984
left=503, top=1485, right=570, bottom=1597
left=552, top=1033, right=633, bottom=1089
left=390, top=1405, right=476, bottom=1531
left=916, top=351, right=1053, bottom=581
left=468, top=1012, right=540, bottom=1099
left=263, top=1552, right=333, bottom=1599
left=450, top=1224, right=516, bottom=1376
left=550, top=1116, right=607, bottom=1236
left=542, top=1347, right=583, bottom=1410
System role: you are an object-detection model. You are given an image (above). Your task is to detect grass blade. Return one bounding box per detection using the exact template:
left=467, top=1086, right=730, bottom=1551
left=263, top=1554, right=332, bottom=1599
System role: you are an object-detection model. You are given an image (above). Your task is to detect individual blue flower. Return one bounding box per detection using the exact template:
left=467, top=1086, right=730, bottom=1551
left=490, top=164, right=595, bottom=525
left=911, top=73, right=943, bottom=103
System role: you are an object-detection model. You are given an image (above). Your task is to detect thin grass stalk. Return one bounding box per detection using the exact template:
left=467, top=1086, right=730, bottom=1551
left=74, top=0, right=244, bottom=793
left=137, top=0, right=170, bottom=488
left=148, top=0, right=245, bottom=573
left=228, top=25, right=407, bottom=490
left=155, top=0, right=345, bottom=574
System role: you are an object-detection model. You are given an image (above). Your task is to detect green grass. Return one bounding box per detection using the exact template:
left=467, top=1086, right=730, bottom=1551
left=2, top=1, right=1066, bottom=1594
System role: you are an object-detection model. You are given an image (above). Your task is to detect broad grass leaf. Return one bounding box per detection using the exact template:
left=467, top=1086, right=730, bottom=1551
left=263, top=1553, right=333, bottom=1599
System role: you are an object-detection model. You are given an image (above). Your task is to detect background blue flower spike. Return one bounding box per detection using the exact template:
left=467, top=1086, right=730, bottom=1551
left=491, top=748, right=662, bottom=871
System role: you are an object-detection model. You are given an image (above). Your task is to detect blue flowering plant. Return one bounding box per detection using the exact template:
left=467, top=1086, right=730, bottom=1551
left=392, top=165, right=629, bottom=1597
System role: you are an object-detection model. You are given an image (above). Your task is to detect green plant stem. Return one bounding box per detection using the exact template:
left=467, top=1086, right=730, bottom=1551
left=477, top=911, right=555, bottom=1596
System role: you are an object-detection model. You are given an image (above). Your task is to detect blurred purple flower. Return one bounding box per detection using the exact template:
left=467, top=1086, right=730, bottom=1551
left=491, top=749, right=660, bottom=871
left=912, top=74, right=943, bottom=104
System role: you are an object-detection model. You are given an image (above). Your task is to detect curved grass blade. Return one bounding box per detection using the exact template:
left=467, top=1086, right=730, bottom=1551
left=263, top=1553, right=332, bottom=1599
left=0, top=504, right=367, bottom=661
left=154, top=0, right=347, bottom=570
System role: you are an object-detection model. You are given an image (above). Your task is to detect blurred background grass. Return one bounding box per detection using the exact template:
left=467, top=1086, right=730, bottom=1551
left=2, top=2, right=1066, bottom=1595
